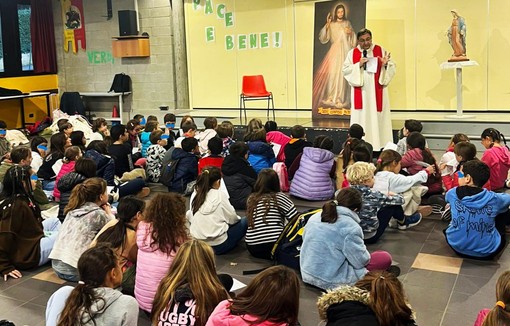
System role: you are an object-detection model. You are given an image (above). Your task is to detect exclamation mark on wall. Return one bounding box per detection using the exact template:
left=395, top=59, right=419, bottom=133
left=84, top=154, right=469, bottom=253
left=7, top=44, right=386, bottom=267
left=273, top=32, right=282, bottom=48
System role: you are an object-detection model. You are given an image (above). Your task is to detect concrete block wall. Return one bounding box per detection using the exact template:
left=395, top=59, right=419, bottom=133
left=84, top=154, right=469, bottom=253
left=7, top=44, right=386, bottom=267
left=53, top=0, right=176, bottom=120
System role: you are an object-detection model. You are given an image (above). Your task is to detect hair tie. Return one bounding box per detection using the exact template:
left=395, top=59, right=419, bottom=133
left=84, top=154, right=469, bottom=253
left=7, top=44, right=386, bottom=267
left=78, top=281, right=85, bottom=285
left=203, top=170, right=209, bottom=174
left=377, top=158, right=382, bottom=164
left=496, top=301, right=506, bottom=309
left=346, top=141, right=351, bottom=145
left=379, top=275, right=385, bottom=280
left=333, top=200, right=338, bottom=206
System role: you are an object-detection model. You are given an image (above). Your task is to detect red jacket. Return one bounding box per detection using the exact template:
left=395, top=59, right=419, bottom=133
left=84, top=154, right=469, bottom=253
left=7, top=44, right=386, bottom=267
left=53, top=161, right=76, bottom=201
left=481, top=146, right=510, bottom=190
left=401, top=148, right=442, bottom=194
left=198, top=156, right=224, bottom=174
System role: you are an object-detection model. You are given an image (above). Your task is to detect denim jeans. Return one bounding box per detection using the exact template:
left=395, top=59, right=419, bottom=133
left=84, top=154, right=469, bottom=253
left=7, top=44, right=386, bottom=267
left=118, top=177, right=145, bottom=197
left=364, top=205, right=405, bottom=245
left=42, top=180, right=55, bottom=191
left=39, top=217, right=61, bottom=266
left=212, top=217, right=248, bottom=255
left=52, top=259, right=79, bottom=282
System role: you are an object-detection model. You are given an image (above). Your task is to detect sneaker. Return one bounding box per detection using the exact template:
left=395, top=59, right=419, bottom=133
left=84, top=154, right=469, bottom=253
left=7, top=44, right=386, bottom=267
left=418, top=205, right=433, bottom=217
left=431, top=204, right=443, bottom=215
left=386, top=265, right=401, bottom=277
left=136, top=187, right=151, bottom=199
left=388, top=218, right=399, bottom=229
left=398, top=213, right=422, bottom=230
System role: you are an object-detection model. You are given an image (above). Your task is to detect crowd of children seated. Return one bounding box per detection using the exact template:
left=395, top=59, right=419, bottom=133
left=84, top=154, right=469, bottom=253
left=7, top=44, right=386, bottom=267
left=0, top=115, right=510, bottom=325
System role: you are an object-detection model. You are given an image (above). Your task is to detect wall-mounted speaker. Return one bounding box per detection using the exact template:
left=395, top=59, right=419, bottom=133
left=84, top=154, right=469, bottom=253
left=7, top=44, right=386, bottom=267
left=118, top=10, right=138, bottom=36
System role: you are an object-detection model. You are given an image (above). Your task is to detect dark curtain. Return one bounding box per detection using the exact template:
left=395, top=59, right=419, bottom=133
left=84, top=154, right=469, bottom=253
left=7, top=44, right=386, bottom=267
left=30, top=0, right=57, bottom=73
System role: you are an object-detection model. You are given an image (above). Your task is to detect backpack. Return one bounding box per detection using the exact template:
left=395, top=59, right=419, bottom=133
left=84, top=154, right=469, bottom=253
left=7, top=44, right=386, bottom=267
left=270, top=208, right=321, bottom=271
left=160, top=158, right=180, bottom=187
left=272, top=162, right=289, bottom=192
left=109, top=73, right=131, bottom=93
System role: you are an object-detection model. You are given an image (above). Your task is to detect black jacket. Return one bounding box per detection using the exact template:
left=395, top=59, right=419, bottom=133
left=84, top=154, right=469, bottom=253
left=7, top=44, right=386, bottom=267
left=284, top=139, right=312, bottom=168
left=221, top=155, right=256, bottom=209
left=57, top=172, right=86, bottom=222
left=168, top=149, right=198, bottom=193
left=84, top=149, right=116, bottom=186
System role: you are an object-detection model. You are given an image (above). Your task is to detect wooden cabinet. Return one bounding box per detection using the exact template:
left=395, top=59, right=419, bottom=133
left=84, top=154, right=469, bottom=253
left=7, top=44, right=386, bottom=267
left=112, top=37, right=150, bottom=58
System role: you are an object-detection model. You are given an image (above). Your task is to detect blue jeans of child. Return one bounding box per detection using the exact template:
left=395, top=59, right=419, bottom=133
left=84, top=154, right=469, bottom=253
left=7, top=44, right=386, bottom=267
left=42, top=180, right=55, bottom=191
left=364, top=205, right=405, bottom=245
left=212, top=217, right=248, bottom=255
left=39, top=217, right=61, bottom=266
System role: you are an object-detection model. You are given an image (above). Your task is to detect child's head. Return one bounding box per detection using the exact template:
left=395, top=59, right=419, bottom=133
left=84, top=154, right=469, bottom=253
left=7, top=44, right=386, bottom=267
left=264, top=120, right=278, bottom=133
left=352, top=145, right=371, bottom=163
left=346, top=161, right=376, bottom=187
left=152, top=239, right=228, bottom=325
left=192, top=166, right=222, bottom=214
left=59, top=122, right=74, bottom=135
left=216, top=121, right=234, bottom=139
left=290, top=125, right=306, bottom=139
left=66, top=177, right=107, bottom=214
left=406, top=131, right=426, bottom=150
left=10, top=147, right=32, bottom=166
left=96, top=196, right=145, bottom=247
left=180, top=115, right=195, bottom=128
left=204, top=117, right=218, bottom=130
left=75, top=157, right=97, bottom=178
left=348, top=123, right=365, bottom=140
left=164, top=113, right=176, bottom=129
left=92, top=118, right=108, bottom=133
left=229, top=266, right=300, bottom=325
left=86, top=140, right=109, bottom=155
left=50, top=132, right=70, bottom=155
left=482, top=271, right=510, bottom=326
left=342, top=137, right=362, bottom=170
left=355, top=271, right=414, bottom=326
left=56, top=119, right=69, bottom=130
left=144, top=193, right=188, bottom=254
left=57, top=244, right=122, bottom=325
left=63, top=146, right=82, bottom=163
left=481, top=128, right=507, bottom=149
left=449, top=133, right=469, bottom=147
left=229, top=141, right=249, bottom=158
left=208, top=137, right=223, bottom=156
left=321, top=187, right=362, bottom=223
left=244, top=128, right=266, bottom=142
left=144, top=121, right=159, bottom=133
left=133, top=114, right=144, bottom=122
left=30, top=136, right=48, bottom=156
left=1, top=165, right=35, bottom=201
left=181, top=121, right=197, bottom=137
left=0, top=120, right=7, bottom=138
left=147, top=115, right=158, bottom=123
left=110, top=124, right=128, bottom=142
left=181, top=137, right=199, bottom=153
left=459, top=160, right=490, bottom=188
left=126, top=119, right=142, bottom=136
left=454, top=141, right=476, bottom=162
left=376, top=149, right=402, bottom=173
left=253, top=168, right=280, bottom=194
left=245, top=118, right=263, bottom=135
left=313, top=135, right=334, bottom=151
left=246, top=169, right=281, bottom=227
left=70, top=130, right=86, bottom=147
left=403, top=119, right=423, bottom=136
left=149, top=129, right=165, bottom=145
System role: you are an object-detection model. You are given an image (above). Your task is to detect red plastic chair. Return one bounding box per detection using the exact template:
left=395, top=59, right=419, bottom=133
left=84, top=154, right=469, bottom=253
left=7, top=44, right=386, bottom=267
left=239, top=75, right=275, bottom=124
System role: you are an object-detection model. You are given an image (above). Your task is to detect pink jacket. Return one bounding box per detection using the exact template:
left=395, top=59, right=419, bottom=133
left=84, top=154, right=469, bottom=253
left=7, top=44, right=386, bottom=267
left=53, top=161, right=76, bottom=201
left=473, top=309, right=489, bottom=326
left=134, top=221, right=178, bottom=312
left=206, top=300, right=288, bottom=326
left=481, top=146, right=510, bottom=190
left=266, top=131, right=290, bottom=163
left=400, top=148, right=442, bottom=195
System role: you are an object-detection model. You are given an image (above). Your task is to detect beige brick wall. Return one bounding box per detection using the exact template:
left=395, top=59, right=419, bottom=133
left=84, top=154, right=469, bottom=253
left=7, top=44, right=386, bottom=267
left=54, top=0, right=175, bottom=120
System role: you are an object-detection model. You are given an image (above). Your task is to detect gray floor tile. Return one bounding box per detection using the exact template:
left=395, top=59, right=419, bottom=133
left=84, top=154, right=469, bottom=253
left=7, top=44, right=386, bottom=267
left=414, top=308, right=444, bottom=326
left=444, top=291, right=486, bottom=324
left=404, top=269, right=457, bottom=290
left=405, top=283, right=453, bottom=312
left=453, top=274, right=496, bottom=295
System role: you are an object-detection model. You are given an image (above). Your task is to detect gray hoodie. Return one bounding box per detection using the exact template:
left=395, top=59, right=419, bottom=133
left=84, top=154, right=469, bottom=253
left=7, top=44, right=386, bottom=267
left=46, top=286, right=139, bottom=326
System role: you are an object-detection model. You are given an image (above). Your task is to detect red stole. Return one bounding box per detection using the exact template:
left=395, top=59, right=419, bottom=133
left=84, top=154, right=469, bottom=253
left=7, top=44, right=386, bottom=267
left=352, top=45, right=384, bottom=112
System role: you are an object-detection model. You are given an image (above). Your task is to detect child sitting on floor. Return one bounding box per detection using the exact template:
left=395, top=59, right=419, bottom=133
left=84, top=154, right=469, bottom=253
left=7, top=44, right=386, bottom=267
left=480, top=128, right=510, bottom=190
left=348, top=123, right=374, bottom=159
left=146, top=129, right=168, bottom=183
left=140, top=121, right=159, bottom=158
left=216, top=121, right=235, bottom=157
left=264, top=120, right=290, bottom=163
left=199, top=137, right=224, bottom=174
left=347, top=162, right=418, bottom=244
left=198, top=117, right=218, bottom=155
left=284, top=125, right=311, bottom=170
left=473, top=271, right=510, bottom=326
left=396, top=119, right=423, bottom=155
left=445, top=160, right=510, bottom=260
left=439, top=133, right=469, bottom=190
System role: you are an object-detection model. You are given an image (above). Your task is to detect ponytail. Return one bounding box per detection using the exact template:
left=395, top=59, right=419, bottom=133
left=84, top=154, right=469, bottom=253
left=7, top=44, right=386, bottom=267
left=63, top=146, right=81, bottom=163
left=342, top=138, right=362, bottom=171
left=355, top=271, right=413, bottom=326
left=65, top=178, right=106, bottom=214
left=192, top=167, right=221, bottom=214
left=482, top=271, right=510, bottom=326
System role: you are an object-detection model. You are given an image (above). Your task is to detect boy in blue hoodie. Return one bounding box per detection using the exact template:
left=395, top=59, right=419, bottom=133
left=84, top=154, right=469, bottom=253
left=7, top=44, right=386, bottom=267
left=445, top=160, right=510, bottom=260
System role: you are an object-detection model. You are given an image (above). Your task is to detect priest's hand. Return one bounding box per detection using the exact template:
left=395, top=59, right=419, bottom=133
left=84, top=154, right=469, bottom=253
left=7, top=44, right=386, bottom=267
left=381, top=51, right=391, bottom=66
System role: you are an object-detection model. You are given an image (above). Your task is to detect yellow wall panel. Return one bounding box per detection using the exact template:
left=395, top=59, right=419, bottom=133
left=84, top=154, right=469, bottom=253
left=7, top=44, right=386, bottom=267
left=0, top=75, right=58, bottom=128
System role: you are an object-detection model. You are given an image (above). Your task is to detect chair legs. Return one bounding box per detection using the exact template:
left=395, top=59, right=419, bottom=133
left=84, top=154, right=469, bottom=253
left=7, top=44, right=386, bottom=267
left=266, top=93, right=275, bottom=121
left=241, top=95, right=274, bottom=124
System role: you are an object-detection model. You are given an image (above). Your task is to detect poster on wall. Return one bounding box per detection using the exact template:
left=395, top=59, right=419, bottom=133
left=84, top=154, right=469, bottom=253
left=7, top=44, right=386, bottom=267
left=312, top=0, right=366, bottom=120
left=61, top=0, right=87, bottom=53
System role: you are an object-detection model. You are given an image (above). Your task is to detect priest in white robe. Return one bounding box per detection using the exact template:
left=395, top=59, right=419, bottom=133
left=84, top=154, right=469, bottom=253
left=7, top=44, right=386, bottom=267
left=343, top=28, right=396, bottom=150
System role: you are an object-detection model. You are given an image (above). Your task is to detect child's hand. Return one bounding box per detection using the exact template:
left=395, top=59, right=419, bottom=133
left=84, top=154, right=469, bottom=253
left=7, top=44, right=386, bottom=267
left=439, top=163, right=446, bottom=171
left=426, top=165, right=435, bottom=174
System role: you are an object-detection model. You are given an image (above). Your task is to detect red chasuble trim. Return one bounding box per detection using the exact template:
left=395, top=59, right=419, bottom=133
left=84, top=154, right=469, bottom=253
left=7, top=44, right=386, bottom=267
left=352, top=45, right=384, bottom=112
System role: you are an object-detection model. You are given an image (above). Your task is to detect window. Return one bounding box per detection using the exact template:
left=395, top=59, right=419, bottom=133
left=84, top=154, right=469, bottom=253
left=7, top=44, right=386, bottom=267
left=0, top=0, right=33, bottom=76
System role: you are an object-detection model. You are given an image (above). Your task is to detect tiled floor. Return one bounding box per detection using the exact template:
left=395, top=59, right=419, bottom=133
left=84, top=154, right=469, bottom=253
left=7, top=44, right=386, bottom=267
left=0, top=188, right=507, bottom=325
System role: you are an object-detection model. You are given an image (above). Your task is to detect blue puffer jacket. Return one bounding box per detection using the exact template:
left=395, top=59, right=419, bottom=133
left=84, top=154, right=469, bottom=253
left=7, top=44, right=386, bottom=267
left=290, top=147, right=335, bottom=200
left=300, top=207, right=370, bottom=290
left=168, top=148, right=198, bottom=193
left=140, top=131, right=151, bottom=158
left=247, top=141, right=276, bottom=174
left=84, top=149, right=116, bottom=186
